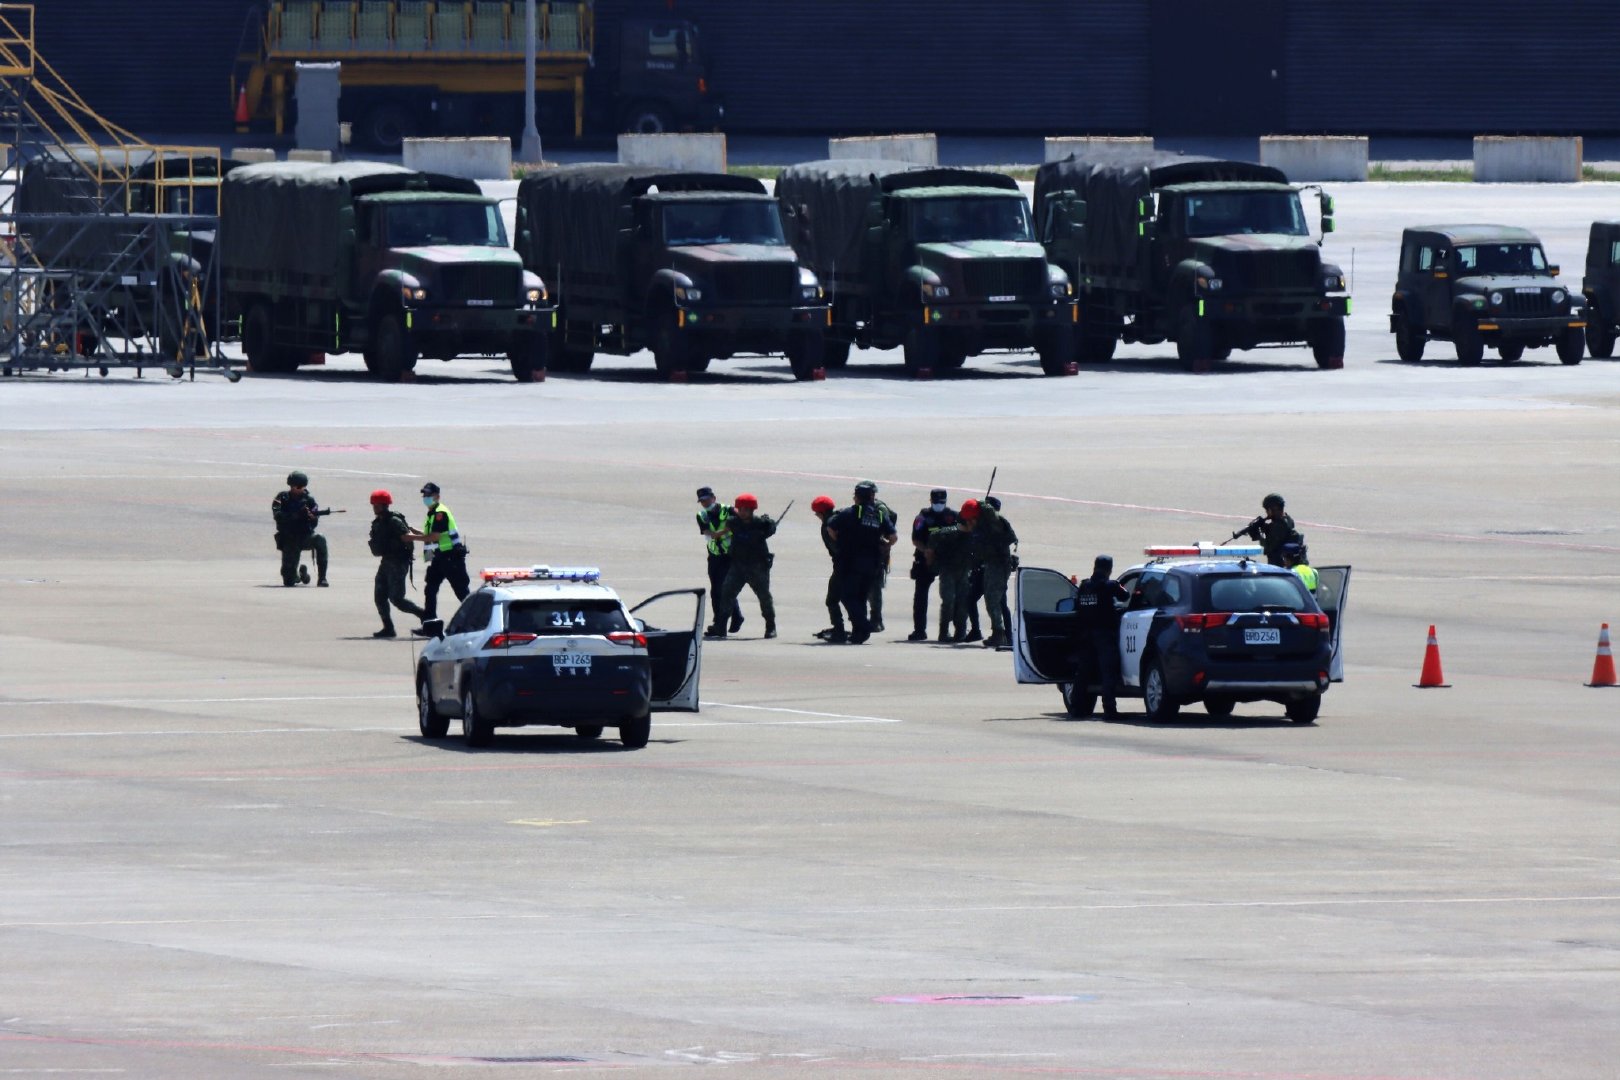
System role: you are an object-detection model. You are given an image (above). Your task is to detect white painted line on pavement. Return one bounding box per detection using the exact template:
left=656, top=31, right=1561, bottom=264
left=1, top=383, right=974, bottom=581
left=697, top=702, right=902, bottom=724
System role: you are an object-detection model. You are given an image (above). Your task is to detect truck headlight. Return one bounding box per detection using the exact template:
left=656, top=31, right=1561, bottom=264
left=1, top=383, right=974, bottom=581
left=921, top=281, right=949, bottom=299
left=675, top=285, right=702, bottom=303
left=800, top=284, right=823, bottom=301
left=1323, top=273, right=1344, bottom=291
left=1050, top=280, right=1072, bottom=298
left=1489, top=291, right=1504, bottom=307
left=405, top=286, right=428, bottom=303
left=526, top=287, right=545, bottom=304
left=1197, top=275, right=1223, bottom=292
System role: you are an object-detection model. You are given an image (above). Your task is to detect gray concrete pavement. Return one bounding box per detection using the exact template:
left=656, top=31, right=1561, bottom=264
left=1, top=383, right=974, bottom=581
left=1, top=184, right=1618, bottom=1079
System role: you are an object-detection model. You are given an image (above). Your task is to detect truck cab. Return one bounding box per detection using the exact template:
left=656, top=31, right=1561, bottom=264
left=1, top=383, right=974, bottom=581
left=1391, top=225, right=1584, bottom=366
left=599, top=17, right=721, bottom=135
left=1580, top=221, right=1620, bottom=359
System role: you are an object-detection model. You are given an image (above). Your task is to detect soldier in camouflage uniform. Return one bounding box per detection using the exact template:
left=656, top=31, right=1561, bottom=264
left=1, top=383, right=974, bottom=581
left=927, top=500, right=977, bottom=643
left=271, top=470, right=329, bottom=587
left=367, top=489, right=428, bottom=638
left=970, top=497, right=1019, bottom=648
left=707, top=493, right=777, bottom=640
left=811, top=495, right=847, bottom=643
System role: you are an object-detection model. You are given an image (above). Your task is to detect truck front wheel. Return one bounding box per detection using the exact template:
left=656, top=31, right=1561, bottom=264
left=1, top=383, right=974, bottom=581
left=1309, top=316, right=1346, bottom=369
left=1394, top=316, right=1426, bottom=362
left=1453, top=320, right=1484, bottom=365
left=652, top=312, right=691, bottom=379
left=620, top=102, right=672, bottom=135
left=1175, top=307, right=1216, bottom=371
left=1036, top=324, right=1077, bottom=376
left=785, top=327, right=824, bottom=381
left=507, top=333, right=548, bottom=382
left=1585, top=319, right=1615, bottom=359
left=373, top=311, right=417, bottom=382
left=903, top=325, right=940, bottom=376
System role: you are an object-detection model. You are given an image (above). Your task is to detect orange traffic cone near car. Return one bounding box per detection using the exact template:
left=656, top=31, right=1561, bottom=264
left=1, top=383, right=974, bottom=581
left=1587, top=623, right=1617, bottom=688
left=1415, top=625, right=1450, bottom=688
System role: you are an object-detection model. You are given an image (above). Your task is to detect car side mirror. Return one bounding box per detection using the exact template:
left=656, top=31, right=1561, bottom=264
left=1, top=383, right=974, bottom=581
left=1548, top=264, right=1561, bottom=276
left=422, top=618, right=444, bottom=640
left=1318, top=191, right=1335, bottom=235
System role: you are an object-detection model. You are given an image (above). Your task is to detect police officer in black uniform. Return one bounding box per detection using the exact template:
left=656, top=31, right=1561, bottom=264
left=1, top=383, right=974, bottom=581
left=907, top=487, right=958, bottom=642
left=825, top=480, right=898, bottom=645
left=1073, top=554, right=1129, bottom=719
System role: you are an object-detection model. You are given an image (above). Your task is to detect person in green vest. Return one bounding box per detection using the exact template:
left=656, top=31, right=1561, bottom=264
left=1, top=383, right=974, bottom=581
left=706, top=493, right=776, bottom=640
left=367, top=489, right=428, bottom=638
left=696, top=485, right=742, bottom=636
left=1282, top=539, right=1319, bottom=593
left=408, top=482, right=469, bottom=632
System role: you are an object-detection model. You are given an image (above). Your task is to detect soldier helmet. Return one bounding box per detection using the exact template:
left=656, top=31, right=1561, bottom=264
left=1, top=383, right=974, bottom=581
left=1093, top=554, right=1114, bottom=576
left=734, top=492, right=758, bottom=510
left=286, top=471, right=308, bottom=487
left=1263, top=493, right=1285, bottom=510
left=959, top=498, right=980, bottom=520
left=370, top=489, right=392, bottom=506
left=811, top=494, right=835, bottom=514
left=420, top=482, right=440, bottom=496
left=984, top=495, right=1002, bottom=511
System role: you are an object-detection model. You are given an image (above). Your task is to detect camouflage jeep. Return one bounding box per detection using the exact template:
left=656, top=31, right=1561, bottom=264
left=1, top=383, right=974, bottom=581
left=1391, top=225, right=1584, bottom=365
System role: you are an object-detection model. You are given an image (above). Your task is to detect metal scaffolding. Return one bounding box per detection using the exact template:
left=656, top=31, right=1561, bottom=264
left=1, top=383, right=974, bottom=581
left=0, top=3, right=236, bottom=380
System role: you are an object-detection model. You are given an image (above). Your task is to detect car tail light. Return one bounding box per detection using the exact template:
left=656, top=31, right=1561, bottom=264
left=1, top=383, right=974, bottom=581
left=1297, top=612, right=1330, bottom=631
left=487, top=632, right=538, bottom=648
left=607, top=631, right=647, bottom=648
left=1175, top=612, right=1231, bottom=631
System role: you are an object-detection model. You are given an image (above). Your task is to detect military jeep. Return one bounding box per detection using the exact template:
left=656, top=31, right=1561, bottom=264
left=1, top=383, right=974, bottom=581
left=1579, top=221, right=1620, bottom=358
left=1391, top=225, right=1584, bottom=365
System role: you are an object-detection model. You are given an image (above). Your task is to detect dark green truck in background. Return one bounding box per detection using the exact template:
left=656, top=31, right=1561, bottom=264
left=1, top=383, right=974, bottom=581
left=221, top=161, right=552, bottom=382
left=1034, top=153, right=1348, bottom=370
left=776, top=160, right=1078, bottom=376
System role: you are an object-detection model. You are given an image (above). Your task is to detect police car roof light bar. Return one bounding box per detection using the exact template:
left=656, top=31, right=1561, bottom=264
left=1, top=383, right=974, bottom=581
left=481, top=565, right=603, bottom=583
left=1143, top=542, right=1264, bottom=559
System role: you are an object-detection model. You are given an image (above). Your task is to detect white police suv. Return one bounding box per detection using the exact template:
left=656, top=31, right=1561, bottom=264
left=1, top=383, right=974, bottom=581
left=415, top=566, right=704, bottom=749
left=1013, top=543, right=1350, bottom=724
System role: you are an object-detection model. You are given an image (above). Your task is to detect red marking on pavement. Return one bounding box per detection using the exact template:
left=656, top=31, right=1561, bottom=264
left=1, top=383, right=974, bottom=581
left=291, top=443, right=405, bottom=453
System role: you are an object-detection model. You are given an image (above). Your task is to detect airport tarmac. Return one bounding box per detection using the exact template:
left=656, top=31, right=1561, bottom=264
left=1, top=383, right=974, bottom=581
left=1, top=183, right=1617, bottom=1078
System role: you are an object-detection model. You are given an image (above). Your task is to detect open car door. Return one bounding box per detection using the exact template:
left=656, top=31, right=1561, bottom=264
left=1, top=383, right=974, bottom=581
left=1313, top=566, right=1351, bottom=682
left=1013, top=566, right=1080, bottom=684
left=630, top=589, right=705, bottom=711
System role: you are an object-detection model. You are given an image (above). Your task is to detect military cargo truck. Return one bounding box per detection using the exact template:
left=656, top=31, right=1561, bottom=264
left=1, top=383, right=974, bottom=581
left=221, top=161, right=551, bottom=381
left=1034, top=153, right=1348, bottom=370
left=1580, top=221, right=1620, bottom=358
left=515, top=165, right=828, bottom=380
left=777, top=160, right=1078, bottom=376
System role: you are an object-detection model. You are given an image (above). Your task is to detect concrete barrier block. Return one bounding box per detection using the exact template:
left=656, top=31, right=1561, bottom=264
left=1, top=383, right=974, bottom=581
left=230, top=148, right=277, bottom=164
left=1474, top=136, right=1583, bottom=183
left=1044, top=136, right=1153, bottom=163
left=1260, top=135, right=1369, bottom=181
left=286, top=149, right=333, bottom=163
left=403, top=136, right=514, bottom=180
left=829, top=134, right=938, bottom=166
left=617, top=133, right=727, bottom=173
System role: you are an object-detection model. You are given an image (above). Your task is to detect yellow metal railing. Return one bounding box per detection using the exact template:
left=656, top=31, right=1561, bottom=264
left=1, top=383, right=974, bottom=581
left=0, top=3, right=34, bottom=77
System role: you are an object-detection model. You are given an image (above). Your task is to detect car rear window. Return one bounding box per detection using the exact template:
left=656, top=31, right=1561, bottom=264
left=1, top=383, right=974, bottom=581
left=1204, top=574, right=1310, bottom=613
left=506, top=599, right=630, bottom=636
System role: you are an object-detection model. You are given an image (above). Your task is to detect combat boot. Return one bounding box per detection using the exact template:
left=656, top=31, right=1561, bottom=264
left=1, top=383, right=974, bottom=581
left=963, top=627, right=982, bottom=643
left=764, top=620, right=777, bottom=639
left=373, top=626, right=397, bottom=639
left=982, top=631, right=1004, bottom=648
left=298, top=564, right=311, bottom=585
left=703, top=627, right=727, bottom=640
left=907, top=629, right=927, bottom=642
left=729, top=611, right=744, bottom=634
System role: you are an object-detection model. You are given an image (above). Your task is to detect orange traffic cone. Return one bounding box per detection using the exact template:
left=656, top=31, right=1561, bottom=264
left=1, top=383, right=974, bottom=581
left=1415, top=624, right=1450, bottom=688
left=1587, top=623, right=1617, bottom=688
left=234, top=86, right=251, bottom=132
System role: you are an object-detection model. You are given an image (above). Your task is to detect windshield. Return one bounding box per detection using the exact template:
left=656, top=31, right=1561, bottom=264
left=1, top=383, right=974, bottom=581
left=1456, top=243, right=1547, bottom=274
left=1183, top=191, right=1308, bottom=238
left=385, top=201, right=507, bottom=247
left=507, top=599, right=630, bottom=636
left=909, top=197, right=1034, bottom=243
left=1204, top=574, right=1312, bottom=613
left=661, top=200, right=785, bottom=246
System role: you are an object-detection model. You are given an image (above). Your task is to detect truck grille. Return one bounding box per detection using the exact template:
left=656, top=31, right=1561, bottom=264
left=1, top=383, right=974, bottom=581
left=1219, top=249, right=1320, bottom=292
left=438, top=264, right=520, bottom=306
left=961, top=259, right=1046, bottom=300
left=1497, top=289, right=1557, bottom=317
left=707, top=261, right=797, bottom=305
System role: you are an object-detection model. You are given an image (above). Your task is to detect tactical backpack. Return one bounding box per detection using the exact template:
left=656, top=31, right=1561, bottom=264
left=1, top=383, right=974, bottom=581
left=369, top=510, right=414, bottom=559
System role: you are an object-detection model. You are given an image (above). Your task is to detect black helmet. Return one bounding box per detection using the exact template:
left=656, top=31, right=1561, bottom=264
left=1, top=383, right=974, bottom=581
left=1263, top=493, right=1285, bottom=510
left=1093, top=554, right=1113, bottom=577
left=420, top=482, right=441, bottom=496
left=984, top=495, right=1002, bottom=511
left=286, top=471, right=308, bottom=487
left=854, top=480, right=877, bottom=501
left=929, top=488, right=947, bottom=502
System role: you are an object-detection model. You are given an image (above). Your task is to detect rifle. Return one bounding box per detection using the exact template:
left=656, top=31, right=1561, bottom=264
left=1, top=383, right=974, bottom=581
left=1228, top=515, right=1263, bottom=543
left=316, top=508, right=347, bottom=516
left=775, top=499, right=795, bottom=525
left=983, top=466, right=997, bottom=502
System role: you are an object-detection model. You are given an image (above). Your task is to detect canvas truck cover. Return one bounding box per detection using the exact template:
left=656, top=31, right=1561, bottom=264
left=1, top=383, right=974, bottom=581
left=515, top=164, right=766, bottom=279
left=221, top=161, right=479, bottom=289
left=777, top=159, right=1019, bottom=273
left=1033, top=153, right=1286, bottom=268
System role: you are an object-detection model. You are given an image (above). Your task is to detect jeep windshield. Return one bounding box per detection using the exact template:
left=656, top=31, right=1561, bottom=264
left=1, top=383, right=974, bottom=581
left=909, top=197, right=1034, bottom=243
left=661, top=201, right=786, bottom=246
left=1184, top=191, right=1308, bottom=238
left=385, top=202, right=507, bottom=248
left=1456, top=243, right=1547, bottom=274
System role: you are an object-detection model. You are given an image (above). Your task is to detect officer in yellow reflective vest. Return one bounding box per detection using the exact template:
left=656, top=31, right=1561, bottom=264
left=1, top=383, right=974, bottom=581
left=408, top=481, right=469, bottom=633
left=1282, top=540, right=1319, bottom=593
left=696, top=485, right=742, bottom=635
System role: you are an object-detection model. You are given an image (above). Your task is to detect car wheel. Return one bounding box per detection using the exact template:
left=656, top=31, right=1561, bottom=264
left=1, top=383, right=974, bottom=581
left=1556, top=325, right=1585, bottom=365
left=1394, top=317, right=1426, bottom=362
left=1453, top=321, right=1484, bottom=365
left=619, top=713, right=650, bottom=750
left=1585, top=320, right=1615, bottom=359
left=1497, top=343, right=1525, bottom=363
left=1309, top=315, right=1346, bottom=368
left=417, top=672, right=449, bottom=739
left=575, top=725, right=603, bottom=741
left=1203, top=695, right=1235, bottom=720
left=1142, top=659, right=1180, bottom=723
left=373, top=310, right=417, bottom=383
left=461, top=687, right=493, bottom=748
left=1285, top=694, right=1321, bottom=725
left=1060, top=681, right=1096, bottom=719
